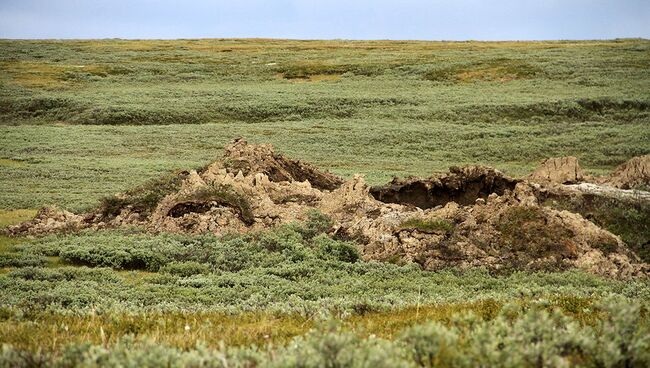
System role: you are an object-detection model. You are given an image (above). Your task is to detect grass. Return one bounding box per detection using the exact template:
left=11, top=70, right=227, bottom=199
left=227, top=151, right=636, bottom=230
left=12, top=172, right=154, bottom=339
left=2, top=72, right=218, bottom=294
left=398, top=217, right=455, bottom=233
left=0, top=38, right=649, bottom=365
left=0, top=297, right=606, bottom=352
left=424, top=58, right=542, bottom=82
left=0, top=39, right=649, bottom=211
left=0, top=209, right=37, bottom=228
left=0, top=209, right=36, bottom=256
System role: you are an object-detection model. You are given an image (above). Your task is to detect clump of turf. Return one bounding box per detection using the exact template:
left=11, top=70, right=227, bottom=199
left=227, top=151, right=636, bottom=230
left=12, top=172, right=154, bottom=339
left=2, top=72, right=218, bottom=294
left=497, top=206, right=576, bottom=271
left=398, top=217, right=454, bottom=234
left=545, top=195, right=650, bottom=263
left=98, top=171, right=188, bottom=219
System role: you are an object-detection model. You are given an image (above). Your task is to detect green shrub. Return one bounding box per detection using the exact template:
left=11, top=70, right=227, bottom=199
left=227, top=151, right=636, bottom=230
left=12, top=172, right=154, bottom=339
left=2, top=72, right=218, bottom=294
left=181, top=184, right=254, bottom=225
left=57, top=234, right=173, bottom=271
left=313, top=234, right=360, bottom=263
left=297, top=209, right=334, bottom=240
left=0, top=253, right=47, bottom=268
left=401, top=321, right=461, bottom=367
left=99, top=171, right=187, bottom=219
left=1, top=299, right=648, bottom=367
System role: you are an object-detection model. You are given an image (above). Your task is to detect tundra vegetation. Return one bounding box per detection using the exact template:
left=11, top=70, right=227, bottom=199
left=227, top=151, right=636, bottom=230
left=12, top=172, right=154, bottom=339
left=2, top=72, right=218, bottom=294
left=1, top=39, right=649, bottom=366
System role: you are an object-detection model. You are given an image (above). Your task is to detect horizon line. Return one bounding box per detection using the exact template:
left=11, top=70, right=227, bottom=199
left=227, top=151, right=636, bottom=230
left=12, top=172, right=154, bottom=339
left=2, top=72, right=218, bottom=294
left=1, top=37, right=649, bottom=42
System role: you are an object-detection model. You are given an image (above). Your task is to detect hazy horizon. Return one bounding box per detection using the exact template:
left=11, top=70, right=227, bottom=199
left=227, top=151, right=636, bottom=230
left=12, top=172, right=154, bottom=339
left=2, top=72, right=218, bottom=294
left=1, top=0, right=649, bottom=41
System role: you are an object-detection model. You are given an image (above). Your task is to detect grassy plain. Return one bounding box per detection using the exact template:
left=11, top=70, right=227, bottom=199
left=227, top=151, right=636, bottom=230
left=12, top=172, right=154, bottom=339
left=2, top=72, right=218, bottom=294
left=1, top=39, right=649, bottom=210
left=1, top=39, right=649, bottom=366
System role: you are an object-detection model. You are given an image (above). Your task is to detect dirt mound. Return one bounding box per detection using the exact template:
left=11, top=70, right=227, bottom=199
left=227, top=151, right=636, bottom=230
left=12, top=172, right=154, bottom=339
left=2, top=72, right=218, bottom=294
left=358, top=182, right=644, bottom=277
left=528, top=156, right=584, bottom=184
left=370, top=166, right=518, bottom=208
left=212, top=138, right=344, bottom=191
left=6, top=206, right=87, bottom=236
left=5, top=140, right=648, bottom=278
left=604, top=155, right=650, bottom=189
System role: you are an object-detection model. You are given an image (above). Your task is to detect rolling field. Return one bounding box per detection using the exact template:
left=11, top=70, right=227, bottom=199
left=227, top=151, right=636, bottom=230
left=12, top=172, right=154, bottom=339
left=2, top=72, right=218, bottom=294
left=1, top=39, right=649, bottom=366
left=1, top=39, right=649, bottom=210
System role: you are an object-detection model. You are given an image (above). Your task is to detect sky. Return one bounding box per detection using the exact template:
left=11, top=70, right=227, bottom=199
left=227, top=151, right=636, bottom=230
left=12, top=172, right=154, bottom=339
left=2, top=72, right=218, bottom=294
left=0, top=0, right=649, bottom=40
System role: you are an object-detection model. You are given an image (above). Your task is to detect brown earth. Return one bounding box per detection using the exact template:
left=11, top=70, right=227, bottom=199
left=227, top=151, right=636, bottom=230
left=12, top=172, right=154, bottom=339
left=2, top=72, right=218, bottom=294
left=605, top=154, right=650, bottom=189
left=6, top=140, right=649, bottom=278
left=527, top=156, right=584, bottom=184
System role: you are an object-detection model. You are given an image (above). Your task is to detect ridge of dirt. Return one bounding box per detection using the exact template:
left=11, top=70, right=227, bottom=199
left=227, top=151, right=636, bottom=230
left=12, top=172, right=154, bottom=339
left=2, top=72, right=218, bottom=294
left=5, top=140, right=649, bottom=278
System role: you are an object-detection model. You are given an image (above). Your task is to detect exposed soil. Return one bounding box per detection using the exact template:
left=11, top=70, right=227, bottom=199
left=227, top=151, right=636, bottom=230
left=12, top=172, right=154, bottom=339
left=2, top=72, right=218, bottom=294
left=604, top=154, right=650, bottom=190
left=528, top=156, right=584, bottom=184
left=215, top=138, right=343, bottom=191
left=370, top=166, right=518, bottom=208
left=6, top=140, right=649, bottom=278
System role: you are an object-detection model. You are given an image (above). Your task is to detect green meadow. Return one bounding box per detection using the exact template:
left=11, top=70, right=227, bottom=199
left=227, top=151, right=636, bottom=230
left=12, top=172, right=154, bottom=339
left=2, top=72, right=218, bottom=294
left=1, top=38, right=649, bottom=210
left=1, top=39, right=649, bottom=366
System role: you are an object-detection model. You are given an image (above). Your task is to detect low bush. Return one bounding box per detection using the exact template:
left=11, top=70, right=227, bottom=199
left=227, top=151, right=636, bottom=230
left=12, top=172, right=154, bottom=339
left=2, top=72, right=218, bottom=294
left=313, top=234, right=360, bottom=263
left=1, top=299, right=648, bottom=367
left=57, top=234, right=176, bottom=271
left=296, top=209, right=334, bottom=240
left=0, top=253, right=47, bottom=268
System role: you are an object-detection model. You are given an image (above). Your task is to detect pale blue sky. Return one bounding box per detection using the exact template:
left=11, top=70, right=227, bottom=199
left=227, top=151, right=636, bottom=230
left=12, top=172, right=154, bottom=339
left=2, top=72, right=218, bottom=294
left=1, top=0, right=649, bottom=40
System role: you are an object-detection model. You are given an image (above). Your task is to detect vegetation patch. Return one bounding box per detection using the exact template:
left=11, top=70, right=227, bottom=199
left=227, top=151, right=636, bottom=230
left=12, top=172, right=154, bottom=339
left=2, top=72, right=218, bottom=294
left=99, top=170, right=187, bottom=219
left=0, top=158, right=26, bottom=168
left=0, top=298, right=647, bottom=367
left=545, top=195, right=650, bottom=263
left=398, top=217, right=454, bottom=233
left=0, top=61, right=132, bottom=88
left=276, top=61, right=382, bottom=79
left=424, top=58, right=542, bottom=83
left=174, top=184, right=254, bottom=225
left=497, top=206, right=575, bottom=269
left=0, top=209, right=37, bottom=228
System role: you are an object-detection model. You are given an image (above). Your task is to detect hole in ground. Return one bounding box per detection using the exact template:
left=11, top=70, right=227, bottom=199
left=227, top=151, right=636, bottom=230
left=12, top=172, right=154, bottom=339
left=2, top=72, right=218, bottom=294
left=167, top=201, right=214, bottom=218
left=370, top=170, right=518, bottom=209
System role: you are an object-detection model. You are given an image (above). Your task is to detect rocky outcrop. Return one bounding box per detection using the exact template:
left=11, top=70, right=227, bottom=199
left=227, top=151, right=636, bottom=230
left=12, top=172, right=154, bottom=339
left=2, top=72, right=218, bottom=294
left=6, top=206, right=88, bottom=236
left=354, top=182, right=644, bottom=277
